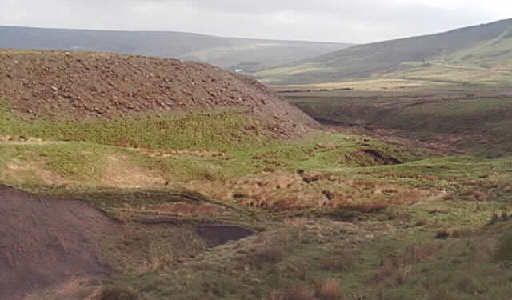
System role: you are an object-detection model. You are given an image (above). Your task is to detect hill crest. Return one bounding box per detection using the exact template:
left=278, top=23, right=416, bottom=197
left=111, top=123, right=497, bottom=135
left=0, top=26, right=351, bottom=72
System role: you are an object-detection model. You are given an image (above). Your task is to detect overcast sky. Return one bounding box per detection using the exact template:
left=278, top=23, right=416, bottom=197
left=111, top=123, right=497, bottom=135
left=1, top=0, right=512, bottom=43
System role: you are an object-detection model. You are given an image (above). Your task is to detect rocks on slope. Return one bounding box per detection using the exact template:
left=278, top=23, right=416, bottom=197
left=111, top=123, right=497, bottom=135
left=0, top=50, right=317, bottom=135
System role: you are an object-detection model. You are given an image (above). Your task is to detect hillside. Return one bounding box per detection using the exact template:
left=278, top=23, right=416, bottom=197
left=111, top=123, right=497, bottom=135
left=0, top=50, right=316, bottom=133
left=258, top=18, right=512, bottom=85
left=2, top=50, right=512, bottom=300
left=0, top=26, right=351, bottom=72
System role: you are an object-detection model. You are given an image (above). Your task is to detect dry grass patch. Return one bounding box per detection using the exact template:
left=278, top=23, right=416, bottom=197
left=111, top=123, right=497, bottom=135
left=268, top=287, right=317, bottom=300
left=320, top=248, right=357, bottom=271
left=372, top=243, right=444, bottom=287
left=185, top=170, right=439, bottom=213
left=317, top=280, right=344, bottom=300
left=254, top=245, right=286, bottom=263
left=1, top=159, right=72, bottom=186
left=100, top=155, right=165, bottom=188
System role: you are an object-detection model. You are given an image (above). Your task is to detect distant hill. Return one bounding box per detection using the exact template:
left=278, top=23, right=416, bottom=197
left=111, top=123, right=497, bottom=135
left=258, top=19, right=512, bottom=85
left=0, top=26, right=351, bottom=72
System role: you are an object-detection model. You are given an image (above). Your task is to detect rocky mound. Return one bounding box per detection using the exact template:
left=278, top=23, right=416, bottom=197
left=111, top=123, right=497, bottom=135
left=0, top=50, right=317, bottom=132
left=0, top=185, right=117, bottom=299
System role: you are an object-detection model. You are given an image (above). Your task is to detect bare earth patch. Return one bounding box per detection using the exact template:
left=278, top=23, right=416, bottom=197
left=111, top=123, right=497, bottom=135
left=0, top=185, right=119, bottom=300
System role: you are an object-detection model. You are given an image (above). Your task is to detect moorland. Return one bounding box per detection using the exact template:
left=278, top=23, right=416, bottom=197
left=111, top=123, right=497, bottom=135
left=1, top=19, right=512, bottom=300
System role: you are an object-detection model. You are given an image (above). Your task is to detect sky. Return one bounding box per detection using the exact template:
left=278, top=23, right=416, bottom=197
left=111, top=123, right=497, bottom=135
left=1, top=0, right=512, bottom=43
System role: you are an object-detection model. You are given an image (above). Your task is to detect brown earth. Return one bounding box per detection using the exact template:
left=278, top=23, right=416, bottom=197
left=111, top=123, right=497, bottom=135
left=0, top=185, right=118, bottom=300
left=0, top=50, right=317, bottom=133
left=0, top=184, right=261, bottom=299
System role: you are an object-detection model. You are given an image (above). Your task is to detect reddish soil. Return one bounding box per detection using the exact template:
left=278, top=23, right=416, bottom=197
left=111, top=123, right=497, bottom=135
left=0, top=50, right=317, bottom=133
left=0, top=185, right=118, bottom=300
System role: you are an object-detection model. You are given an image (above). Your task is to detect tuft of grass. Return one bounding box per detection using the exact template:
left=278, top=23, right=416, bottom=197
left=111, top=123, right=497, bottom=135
left=269, top=287, right=317, bottom=300
left=317, top=280, right=343, bottom=300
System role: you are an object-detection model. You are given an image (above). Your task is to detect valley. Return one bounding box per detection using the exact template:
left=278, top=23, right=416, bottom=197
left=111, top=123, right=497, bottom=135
left=1, top=18, right=512, bottom=300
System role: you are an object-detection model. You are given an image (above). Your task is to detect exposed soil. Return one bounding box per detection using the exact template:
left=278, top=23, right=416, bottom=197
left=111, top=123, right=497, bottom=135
left=0, top=185, right=118, bottom=300
left=0, top=50, right=317, bottom=136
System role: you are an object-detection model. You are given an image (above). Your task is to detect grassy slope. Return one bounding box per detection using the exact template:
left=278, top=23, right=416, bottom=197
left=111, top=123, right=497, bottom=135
left=257, top=19, right=512, bottom=85
left=290, top=90, right=512, bottom=157
left=381, top=34, right=512, bottom=87
left=2, top=101, right=512, bottom=298
left=0, top=103, right=408, bottom=187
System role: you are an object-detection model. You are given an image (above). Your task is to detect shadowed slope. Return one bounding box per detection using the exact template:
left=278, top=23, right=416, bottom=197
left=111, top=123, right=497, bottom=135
left=0, top=185, right=118, bottom=300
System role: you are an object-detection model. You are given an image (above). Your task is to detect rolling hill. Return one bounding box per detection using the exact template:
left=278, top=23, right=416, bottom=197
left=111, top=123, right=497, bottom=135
left=0, top=26, right=351, bottom=72
left=258, top=18, right=512, bottom=85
